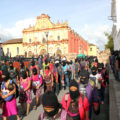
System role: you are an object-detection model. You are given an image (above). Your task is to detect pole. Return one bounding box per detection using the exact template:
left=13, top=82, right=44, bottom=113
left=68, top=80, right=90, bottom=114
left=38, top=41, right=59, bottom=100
left=47, top=35, right=48, bottom=54
left=45, top=32, right=49, bottom=55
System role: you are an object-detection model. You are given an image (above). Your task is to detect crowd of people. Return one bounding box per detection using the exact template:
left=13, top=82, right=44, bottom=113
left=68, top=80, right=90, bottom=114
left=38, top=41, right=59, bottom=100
left=0, top=55, right=109, bottom=120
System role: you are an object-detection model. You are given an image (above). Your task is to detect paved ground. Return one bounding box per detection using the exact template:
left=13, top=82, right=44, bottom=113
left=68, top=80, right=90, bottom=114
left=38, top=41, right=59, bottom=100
left=0, top=86, right=109, bottom=120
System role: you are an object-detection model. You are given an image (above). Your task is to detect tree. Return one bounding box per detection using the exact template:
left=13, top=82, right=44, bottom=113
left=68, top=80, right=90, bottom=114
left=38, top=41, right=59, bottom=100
left=105, top=33, right=114, bottom=52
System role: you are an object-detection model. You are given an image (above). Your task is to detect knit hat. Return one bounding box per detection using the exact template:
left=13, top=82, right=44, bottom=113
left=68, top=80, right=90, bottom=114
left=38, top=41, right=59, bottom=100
left=69, top=80, right=79, bottom=89
left=91, top=66, right=97, bottom=71
left=2, top=70, right=10, bottom=80
left=80, top=70, right=89, bottom=84
left=42, top=91, right=59, bottom=109
left=97, top=63, right=102, bottom=68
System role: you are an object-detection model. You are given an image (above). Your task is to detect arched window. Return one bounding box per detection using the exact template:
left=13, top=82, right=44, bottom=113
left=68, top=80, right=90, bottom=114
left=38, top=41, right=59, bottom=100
left=17, top=47, right=19, bottom=55
left=29, top=38, right=32, bottom=43
left=57, top=36, right=60, bottom=40
left=42, top=38, right=46, bottom=43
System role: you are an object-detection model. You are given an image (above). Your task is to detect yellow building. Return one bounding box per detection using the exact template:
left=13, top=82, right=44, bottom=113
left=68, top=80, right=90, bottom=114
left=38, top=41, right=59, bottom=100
left=2, top=14, right=88, bottom=58
left=2, top=38, right=24, bottom=57
left=88, top=43, right=99, bottom=56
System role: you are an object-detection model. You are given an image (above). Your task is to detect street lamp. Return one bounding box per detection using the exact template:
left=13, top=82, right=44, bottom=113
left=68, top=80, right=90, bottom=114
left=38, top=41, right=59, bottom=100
left=45, top=31, right=49, bottom=54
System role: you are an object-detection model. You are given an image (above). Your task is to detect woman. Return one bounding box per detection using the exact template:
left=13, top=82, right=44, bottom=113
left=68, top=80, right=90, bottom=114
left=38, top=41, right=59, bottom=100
left=19, top=71, right=32, bottom=116
left=61, top=80, right=89, bottom=120
left=1, top=71, right=20, bottom=120
left=31, top=68, right=43, bottom=110
left=39, top=91, right=67, bottom=120
left=43, top=66, right=53, bottom=92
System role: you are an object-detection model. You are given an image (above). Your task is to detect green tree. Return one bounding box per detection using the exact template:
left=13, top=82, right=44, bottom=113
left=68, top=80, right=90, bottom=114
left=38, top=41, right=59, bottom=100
left=105, top=33, right=114, bottom=52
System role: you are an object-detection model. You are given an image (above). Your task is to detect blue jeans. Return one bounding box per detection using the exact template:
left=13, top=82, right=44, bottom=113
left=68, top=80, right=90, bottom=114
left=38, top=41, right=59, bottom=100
left=64, top=74, right=69, bottom=88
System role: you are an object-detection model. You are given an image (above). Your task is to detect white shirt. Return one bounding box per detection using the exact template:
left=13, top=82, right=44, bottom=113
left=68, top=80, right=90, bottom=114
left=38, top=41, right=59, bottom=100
left=90, top=73, right=102, bottom=89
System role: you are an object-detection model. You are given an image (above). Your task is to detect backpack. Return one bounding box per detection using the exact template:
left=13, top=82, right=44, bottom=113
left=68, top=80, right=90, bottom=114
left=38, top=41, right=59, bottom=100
left=14, top=82, right=19, bottom=98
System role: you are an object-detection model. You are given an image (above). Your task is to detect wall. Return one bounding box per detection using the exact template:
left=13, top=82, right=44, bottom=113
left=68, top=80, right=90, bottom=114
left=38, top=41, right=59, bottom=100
left=2, top=43, right=24, bottom=57
left=68, top=31, right=88, bottom=54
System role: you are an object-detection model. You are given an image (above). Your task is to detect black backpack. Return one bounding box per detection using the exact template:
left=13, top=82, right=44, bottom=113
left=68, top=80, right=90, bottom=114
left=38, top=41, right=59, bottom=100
left=13, top=82, right=19, bottom=98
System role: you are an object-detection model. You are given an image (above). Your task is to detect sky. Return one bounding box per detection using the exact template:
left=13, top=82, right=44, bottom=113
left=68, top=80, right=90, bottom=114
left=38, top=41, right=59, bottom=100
left=0, top=0, right=112, bottom=50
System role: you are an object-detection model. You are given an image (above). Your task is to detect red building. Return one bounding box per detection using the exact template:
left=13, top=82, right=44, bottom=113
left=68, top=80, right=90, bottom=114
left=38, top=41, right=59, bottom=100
left=68, top=30, right=88, bottom=55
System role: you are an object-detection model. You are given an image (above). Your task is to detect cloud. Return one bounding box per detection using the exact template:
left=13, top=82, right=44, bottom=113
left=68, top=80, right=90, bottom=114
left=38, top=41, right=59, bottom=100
left=0, top=18, right=36, bottom=42
left=79, top=24, right=112, bottom=50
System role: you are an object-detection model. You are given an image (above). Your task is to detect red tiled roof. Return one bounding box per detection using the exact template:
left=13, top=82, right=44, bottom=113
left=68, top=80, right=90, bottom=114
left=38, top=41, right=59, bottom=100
left=2, top=38, right=23, bottom=44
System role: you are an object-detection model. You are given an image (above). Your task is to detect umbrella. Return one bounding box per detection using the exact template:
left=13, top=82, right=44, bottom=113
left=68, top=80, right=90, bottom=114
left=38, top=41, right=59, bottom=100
left=77, top=54, right=85, bottom=58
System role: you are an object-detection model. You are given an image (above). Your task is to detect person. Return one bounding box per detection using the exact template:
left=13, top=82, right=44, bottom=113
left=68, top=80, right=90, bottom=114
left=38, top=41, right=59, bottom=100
left=70, top=60, right=75, bottom=80
left=19, top=61, right=29, bottom=77
left=38, top=55, right=43, bottom=75
left=52, top=61, right=59, bottom=95
left=8, top=61, right=18, bottom=84
left=1, top=60, right=8, bottom=73
left=1, top=71, right=20, bottom=120
left=55, top=60, right=63, bottom=92
left=74, top=59, right=79, bottom=80
left=97, top=63, right=106, bottom=104
left=43, top=59, right=49, bottom=73
left=31, top=67, right=43, bottom=110
left=43, top=66, right=53, bottom=92
left=61, top=80, right=89, bottom=120
left=38, top=91, right=67, bottom=120
left=79, top=70, right=99, bottom=119
left=19, top=71, right=32, bottom=116
left=62, top=60, right=70, bottom=90
left=30, top=60, right=39, bottom=76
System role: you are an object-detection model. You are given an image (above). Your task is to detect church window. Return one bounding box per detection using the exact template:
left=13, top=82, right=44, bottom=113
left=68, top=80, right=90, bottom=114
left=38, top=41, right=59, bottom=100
left=90, top=48, right=92, bottom=51
left=17, top=47, right=19, bottom=55
left=29, top=38, right=32, bottom=43
left=7, top=48, right=9, bottom=54
left=57, top=36, right=60, bottom=40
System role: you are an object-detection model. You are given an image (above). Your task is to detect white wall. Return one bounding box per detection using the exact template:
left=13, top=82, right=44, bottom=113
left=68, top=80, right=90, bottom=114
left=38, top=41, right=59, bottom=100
left=111, top=0, right=120, bottom=50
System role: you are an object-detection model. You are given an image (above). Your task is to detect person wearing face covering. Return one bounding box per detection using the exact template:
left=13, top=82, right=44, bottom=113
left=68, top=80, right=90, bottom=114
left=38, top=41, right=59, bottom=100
left=30, top=60, right=39, bottom=76
left=19, top=61, right=29, bottom=78
left=1, top=71, right=20, bottom=120
left=61, top=80, right=89, bottom=120
left=8, top=61, right=18, bottom=84
left=43, top=66, right=53, bottom=93
left=43, top=59, right=49, bottom=73
left=80, top=70, right=99, bottom=119
left=38, top=91, right=67, bottom=120
left=31, top=68, right=43, bottom=110
left=62, top=60, right=70, bottom=90
left=97, top=63, right=106, bottom=104
left=19, top=71, right=32, bottom=116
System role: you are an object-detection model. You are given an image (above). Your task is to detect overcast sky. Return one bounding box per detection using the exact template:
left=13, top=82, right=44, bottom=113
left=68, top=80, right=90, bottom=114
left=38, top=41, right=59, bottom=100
left=0, top=0, right=112, bottom=50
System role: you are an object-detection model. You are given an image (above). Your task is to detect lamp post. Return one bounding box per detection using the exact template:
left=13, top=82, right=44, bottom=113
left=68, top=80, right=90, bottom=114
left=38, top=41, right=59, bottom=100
left=45, top=32, right=49, bottom=55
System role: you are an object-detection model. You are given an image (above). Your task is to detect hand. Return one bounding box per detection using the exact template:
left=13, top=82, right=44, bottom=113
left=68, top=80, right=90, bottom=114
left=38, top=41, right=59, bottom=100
left=2, top=94, right=8, bottom=99
left=36, top=86, right=39, bottom=90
